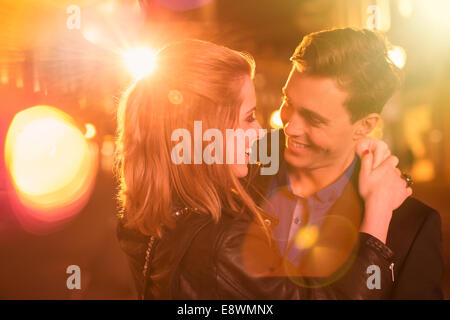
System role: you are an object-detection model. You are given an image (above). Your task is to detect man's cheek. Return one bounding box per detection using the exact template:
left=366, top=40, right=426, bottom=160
left=309, top=131, right=331, bottom=152
left=323, top=134, right=351, bottom=155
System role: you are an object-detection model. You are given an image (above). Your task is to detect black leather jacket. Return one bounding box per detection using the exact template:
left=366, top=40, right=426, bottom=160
left=117, top=206, right=395, bottom=299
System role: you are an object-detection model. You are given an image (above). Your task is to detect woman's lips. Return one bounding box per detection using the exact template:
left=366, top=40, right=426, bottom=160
left=244, top=147, right=251, bottom=163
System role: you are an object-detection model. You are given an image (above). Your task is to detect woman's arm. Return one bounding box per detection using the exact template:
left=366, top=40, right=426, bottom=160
left=313, top=232, right=395, bottom=299
left=214, top=218, right=395, bottom=300
left=357, top=149, right=412, bottom=243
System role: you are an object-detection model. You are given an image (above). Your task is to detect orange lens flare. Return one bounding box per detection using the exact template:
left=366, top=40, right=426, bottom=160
left=4, top=106, right=98, bottom=234
left=122, top=47, right=157, bottom=80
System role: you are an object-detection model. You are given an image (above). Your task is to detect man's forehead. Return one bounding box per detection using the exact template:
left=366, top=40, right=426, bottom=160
left=283, top=68, right=310, bottom=94
left=282, top=68, right=353, bottom=120
left=284, top=69, right=346, bottom=100
left=284, top=66, right=298, bottom=86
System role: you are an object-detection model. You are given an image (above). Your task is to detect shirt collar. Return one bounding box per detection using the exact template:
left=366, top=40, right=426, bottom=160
left=268, top=156, right=357, bottom=204
left=314, top=157, right=357, bottom=203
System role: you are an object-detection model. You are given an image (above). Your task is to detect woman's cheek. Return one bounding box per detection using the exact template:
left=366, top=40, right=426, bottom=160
left=231, top=163, right=249, bottom=178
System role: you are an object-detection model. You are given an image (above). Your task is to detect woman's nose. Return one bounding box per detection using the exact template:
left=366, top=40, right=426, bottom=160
left=255, top=120, right=263, bottom=139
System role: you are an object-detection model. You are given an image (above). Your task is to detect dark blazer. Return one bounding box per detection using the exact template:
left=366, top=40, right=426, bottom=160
left=250, top=130, right=444, bottom=300
left=386, top=194, right=444, bottom=299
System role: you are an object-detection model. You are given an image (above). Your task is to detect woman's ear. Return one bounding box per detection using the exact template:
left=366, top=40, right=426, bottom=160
left=353, top=113, right=381, bottom=140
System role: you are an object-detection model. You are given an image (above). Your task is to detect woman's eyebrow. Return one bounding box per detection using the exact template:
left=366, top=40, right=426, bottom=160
left=245, top=107, right=256, bottom=115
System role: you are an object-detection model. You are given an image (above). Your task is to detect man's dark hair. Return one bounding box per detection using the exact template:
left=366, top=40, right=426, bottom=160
left=291, top=28, right=402, bottom=122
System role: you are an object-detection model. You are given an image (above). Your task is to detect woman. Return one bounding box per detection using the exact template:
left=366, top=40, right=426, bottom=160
left=115, top=39, right=411, bottom=299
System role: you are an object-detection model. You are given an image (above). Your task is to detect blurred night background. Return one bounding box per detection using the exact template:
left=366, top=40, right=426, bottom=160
left=0, top=0, right=449, bottom=299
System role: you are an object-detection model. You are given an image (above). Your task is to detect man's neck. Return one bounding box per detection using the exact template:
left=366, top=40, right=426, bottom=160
left=287, top=152, right=356, bottom=198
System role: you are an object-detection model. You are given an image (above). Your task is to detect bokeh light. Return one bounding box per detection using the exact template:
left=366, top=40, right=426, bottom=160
left=100, top=135, right=115, bottom=173
left=98, top=0, right=117, bottom=14
left=82, top=26, right=102, bottom=44
left=294, top=225, right=319, bottom=250
left=84, top=123, right=97, bottom=139
left=283, top=214, right=360, bottom=287
left=398, top=0, right=413, bottom=18
left=388, top=45, right=407, bottom=69
left=1, top=66, right=8, bottom=84
left=4, top=106, right=98, bottom=234
left=168, top=90, right=184, bottom=105
left=269, top=109, right=283, bottom=129
left=122, top=47, right=157, bottom=80
left=154, top=0, right=215, bottom=12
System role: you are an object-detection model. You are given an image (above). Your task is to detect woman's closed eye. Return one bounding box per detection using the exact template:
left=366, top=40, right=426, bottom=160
left=246, top=109, right=257, bottom=123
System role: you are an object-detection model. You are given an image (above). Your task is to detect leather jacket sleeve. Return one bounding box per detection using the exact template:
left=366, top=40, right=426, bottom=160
left=214, top=218, right=395, bottom=300
left=311, top=232, right=395, bottom=299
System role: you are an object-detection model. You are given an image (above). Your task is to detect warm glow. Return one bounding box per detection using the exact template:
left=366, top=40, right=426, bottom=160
left=168, top=90, right=184, bottom=105
left=98, top=0, right=116, bottom=14
left=84, top=123, right=96, bottom=139
left=100, top=135, right=115, bottom=173
left=398, top=0, right=413, bottom=18
left=388, top=45, right=407, bottom=69
left=404, top=104, right=435, bottom=182
left=269, top=109, right=283, bottom=129
left=1, top=66, right=8, bottom=84
left=419, top=0, right=450, bottom=30
left=122, top=47, right=157, bottom=80
left=411, top=159, right=435, bottom=182
left=82, top=26, right=102, bottom=44
left=4, top=106, right=98, bottom=232
left=294, top=225, right=319, bottom=250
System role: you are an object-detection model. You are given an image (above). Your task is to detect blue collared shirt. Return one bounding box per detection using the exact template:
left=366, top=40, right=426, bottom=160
left=264, top=157, right=357, bottom=263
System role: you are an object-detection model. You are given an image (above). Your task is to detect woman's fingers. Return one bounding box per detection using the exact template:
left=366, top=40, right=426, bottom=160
left=355, top=138, right=391, bottom=169
left=359, top=149, right=374, bottom=178
left=372, top=143, right=391, bottom=169
left=375, top=155, right=400, bottom=176
left=355, top=138, right=373, bottom=158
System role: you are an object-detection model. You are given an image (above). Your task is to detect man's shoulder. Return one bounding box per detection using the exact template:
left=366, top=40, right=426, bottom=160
left=388, top=197, right=441, bottom=258
left=387, top=197, right=444, bottom=299
left=395, top=197, right=440, bottom=225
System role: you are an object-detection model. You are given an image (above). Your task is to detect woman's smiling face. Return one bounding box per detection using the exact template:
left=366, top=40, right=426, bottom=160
left=229, top=75, right=262, bottom=178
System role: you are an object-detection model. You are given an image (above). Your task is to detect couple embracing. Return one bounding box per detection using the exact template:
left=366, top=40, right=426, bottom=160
left=116, top=28, right=443, bottom=300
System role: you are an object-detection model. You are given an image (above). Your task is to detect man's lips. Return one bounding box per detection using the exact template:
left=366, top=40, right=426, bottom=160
left=287, top=137, right=311, bottom=150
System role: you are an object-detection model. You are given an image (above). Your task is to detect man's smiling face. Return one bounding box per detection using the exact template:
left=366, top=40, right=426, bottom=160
left=280, top=67, right=357, bottom=171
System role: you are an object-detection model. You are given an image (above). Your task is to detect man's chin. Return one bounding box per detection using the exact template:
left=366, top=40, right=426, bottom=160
left=284, top=148, right=313, bottom=169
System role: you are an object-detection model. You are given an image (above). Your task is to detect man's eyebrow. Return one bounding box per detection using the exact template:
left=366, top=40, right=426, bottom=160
left=300, top=107, right=330, bottom=124
left=281, top=88, right=329, bottom=124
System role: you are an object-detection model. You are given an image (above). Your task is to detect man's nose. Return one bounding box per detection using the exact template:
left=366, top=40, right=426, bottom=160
left=283, top=112, right=306, bottom=137
left=280, top=102, right=289, bottom=126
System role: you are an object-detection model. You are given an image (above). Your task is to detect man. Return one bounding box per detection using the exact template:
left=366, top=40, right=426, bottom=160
left=252, top=28, right=444, bottom=299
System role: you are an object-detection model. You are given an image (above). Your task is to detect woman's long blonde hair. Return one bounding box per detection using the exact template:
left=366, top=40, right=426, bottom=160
left=115, top=39, right=269, bottom=238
